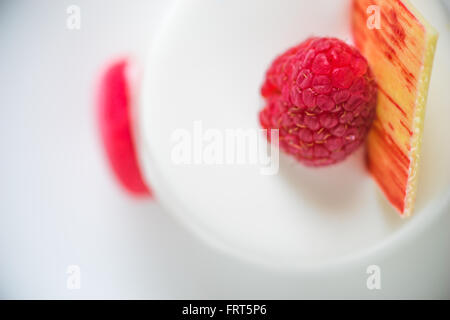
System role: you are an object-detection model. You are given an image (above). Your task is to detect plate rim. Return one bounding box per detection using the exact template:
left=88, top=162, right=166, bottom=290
left=136, top=0, right=450, bottom=272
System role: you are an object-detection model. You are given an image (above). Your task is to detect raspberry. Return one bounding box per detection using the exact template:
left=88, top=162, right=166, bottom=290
left=259, top=37, right=377, bottom=166
left=98, top=59, right=152, bottom=197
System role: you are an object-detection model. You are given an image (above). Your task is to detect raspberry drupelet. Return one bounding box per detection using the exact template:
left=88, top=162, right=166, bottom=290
left=259, top=37, right=377, bottom=166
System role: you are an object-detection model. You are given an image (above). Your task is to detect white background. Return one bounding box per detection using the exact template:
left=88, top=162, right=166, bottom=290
left=0, top=0, right=449, bottom=299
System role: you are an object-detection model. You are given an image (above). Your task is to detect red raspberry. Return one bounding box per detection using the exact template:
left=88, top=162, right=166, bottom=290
left=259, top=37, right=377, bottom=166
left=98, top=59, right=152, bottom=197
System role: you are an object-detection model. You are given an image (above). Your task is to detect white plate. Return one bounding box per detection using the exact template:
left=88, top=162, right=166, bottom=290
left=137, top=0, right=450, bottom=270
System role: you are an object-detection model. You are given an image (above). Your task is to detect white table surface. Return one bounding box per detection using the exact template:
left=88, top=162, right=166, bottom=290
left=0, top=0, right=449, bottom=299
